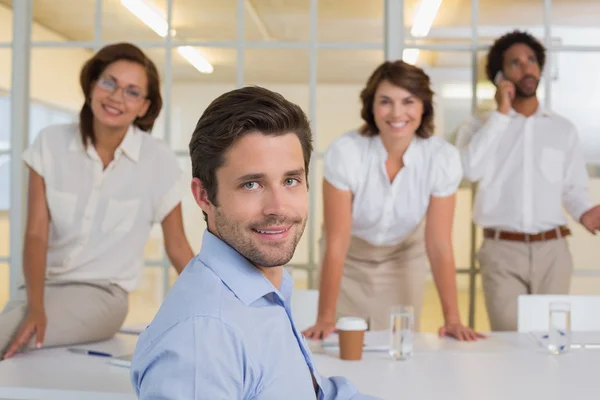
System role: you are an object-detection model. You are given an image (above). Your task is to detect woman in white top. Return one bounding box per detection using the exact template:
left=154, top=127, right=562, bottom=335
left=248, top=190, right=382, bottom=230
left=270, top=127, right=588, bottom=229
left=303, top=60, right=484, bottom=341
left=0, top=43, right=194, bottom=359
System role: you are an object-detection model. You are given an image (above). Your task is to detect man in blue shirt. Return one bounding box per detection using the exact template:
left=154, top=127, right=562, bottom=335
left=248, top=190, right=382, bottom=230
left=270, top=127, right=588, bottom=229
left=130, top=86, right=379, bottom=399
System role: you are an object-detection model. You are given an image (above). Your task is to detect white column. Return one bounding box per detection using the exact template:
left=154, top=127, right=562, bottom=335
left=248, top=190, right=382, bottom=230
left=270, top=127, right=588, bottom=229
left=9, top=0, right=33, bottom=299
left=384, top=0, right=404, bottom=61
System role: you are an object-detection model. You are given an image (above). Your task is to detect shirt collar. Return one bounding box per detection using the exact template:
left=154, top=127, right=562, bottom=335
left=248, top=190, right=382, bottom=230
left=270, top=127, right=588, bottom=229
left=197, top=230, right=293, bottom=306
left=68, top=125, right=143, bottom=163
left=374, top=134, right=419, bottom=166
left=508, top=105, right=552, bottom=118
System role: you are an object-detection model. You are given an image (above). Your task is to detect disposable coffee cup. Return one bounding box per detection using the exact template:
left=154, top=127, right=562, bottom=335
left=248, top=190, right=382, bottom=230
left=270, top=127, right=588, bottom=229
left=336, top=317, right=367, bottom=361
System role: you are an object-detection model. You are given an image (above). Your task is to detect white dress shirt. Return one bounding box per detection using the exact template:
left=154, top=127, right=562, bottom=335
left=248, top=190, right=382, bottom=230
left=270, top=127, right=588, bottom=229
left=456, top=107, right=592, bottom=234
left=324, top=130, right=463, bottom=247
left=22, top=123, right=186, bottom=292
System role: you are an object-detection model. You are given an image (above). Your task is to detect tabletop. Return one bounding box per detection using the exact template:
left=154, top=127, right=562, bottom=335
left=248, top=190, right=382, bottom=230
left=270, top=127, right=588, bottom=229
left=1, top=331, right=599, bottom=400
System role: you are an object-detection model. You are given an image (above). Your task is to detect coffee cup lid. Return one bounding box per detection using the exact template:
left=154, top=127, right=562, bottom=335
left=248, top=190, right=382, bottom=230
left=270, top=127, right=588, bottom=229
left=335, top=317, right=368, bottom=331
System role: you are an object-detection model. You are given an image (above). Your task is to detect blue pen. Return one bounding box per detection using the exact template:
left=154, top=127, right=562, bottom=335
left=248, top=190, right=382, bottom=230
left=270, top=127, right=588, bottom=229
left=68, top=347, right=113, bottom=357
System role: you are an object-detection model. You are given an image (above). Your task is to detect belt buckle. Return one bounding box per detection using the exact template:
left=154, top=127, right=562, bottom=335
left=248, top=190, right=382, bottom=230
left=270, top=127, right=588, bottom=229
left=524, top=233, right=530, bottom=243
left=540, top=231, right=546, bottom=241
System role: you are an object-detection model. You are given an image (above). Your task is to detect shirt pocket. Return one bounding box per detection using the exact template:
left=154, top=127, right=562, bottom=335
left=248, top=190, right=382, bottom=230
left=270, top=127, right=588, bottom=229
left=101, top=198, right=140, bottom=234
left=46, top=189, right=77, bottom=235
left=540, top=148, right=565, bottom=184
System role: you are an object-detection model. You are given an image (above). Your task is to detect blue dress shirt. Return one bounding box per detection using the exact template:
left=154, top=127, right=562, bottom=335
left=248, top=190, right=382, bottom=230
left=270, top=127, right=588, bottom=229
left=131, top=230, right=379, bottom=399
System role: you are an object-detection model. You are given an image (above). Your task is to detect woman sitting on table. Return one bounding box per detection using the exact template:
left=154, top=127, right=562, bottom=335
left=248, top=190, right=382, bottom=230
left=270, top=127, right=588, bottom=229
left=302, top=60, right=485, bottom=341
left=0, top=43, right=194, bottom=359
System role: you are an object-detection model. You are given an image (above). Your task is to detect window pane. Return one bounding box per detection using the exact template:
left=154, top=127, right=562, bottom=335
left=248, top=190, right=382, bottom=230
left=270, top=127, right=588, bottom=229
left=552, top=0, right=600, bottom=46
left=566, top=176, right=600, bottom=271
left=125, top=267, right=165, bottom=325
left=0, top=262, right=8, bottom=310
left=550, top=52, right=600, bottom=164
left=318, top=0, right=383, bottom=43
left=167, top=47, right=236, bottom=151
left=478, top=2, right=544, bottom=45
left=30, top=48, right=86, bottom=119
left=0, top=155, right=9, bottom=242
left=31, top=0, right=95, bottom=42
left=422, top=275, right=490, bottom=332
left=570, top=276, right=600, bottom=295
left=316, top=49, right=384, bottom=153
left=0, top=2, right=13, bottom=42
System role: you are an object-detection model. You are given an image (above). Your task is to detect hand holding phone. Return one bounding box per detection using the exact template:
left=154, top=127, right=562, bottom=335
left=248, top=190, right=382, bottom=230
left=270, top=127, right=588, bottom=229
left=494, top=71, right=515, bottom=115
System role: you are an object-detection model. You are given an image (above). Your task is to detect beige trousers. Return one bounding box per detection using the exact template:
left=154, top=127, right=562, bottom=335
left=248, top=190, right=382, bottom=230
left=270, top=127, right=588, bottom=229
left=478, top=237, right=573, bottom=332
left=320, top=224, right=428, bottom=331
left=0, top=281, right=129, bottom=358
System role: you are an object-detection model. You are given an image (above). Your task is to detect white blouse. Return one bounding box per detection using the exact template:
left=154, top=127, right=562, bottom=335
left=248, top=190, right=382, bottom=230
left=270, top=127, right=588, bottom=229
left=22, top=123, right=186, bottom=292
left=324, top=130, right=463, bottom=246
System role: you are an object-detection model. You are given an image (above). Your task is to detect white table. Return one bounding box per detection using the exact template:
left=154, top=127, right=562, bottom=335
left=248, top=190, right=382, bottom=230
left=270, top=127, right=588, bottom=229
left=0, top=334, right=138, bottom=400
left=0, top=332, right=599, bottom=400
left=314, top=331, right=600, bottom=400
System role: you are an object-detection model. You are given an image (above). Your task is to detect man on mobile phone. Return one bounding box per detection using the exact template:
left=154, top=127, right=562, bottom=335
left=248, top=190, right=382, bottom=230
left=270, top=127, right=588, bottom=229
left=456, top=30, right=600, bottom=331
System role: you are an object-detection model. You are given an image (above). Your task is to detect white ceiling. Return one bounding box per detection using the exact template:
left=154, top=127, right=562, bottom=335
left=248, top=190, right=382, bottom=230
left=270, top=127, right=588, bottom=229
left=0, top=0, right=598, bottom=83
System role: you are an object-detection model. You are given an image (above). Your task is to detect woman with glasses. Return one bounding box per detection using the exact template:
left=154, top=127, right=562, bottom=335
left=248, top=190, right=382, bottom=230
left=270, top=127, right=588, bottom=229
left=0, top=43, right=194, bottom=359
left=302, top=60, right=486, bottom=342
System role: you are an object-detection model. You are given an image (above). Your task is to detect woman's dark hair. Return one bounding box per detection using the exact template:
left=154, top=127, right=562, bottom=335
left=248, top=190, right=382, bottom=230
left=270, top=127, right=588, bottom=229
left=79, top=42, right=162, bottom=145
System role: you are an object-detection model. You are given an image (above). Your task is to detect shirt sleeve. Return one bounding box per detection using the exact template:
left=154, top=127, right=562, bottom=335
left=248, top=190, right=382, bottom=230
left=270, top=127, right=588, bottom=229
left=319, top=374, right=382, bottom=400
left=562, top=126, right=593, bottom=221
left=21, top=128, right=46, bottom=177
left=455, top=111, right=511, bottom=182
left=323, top=134, right=360, bottom=192
left=152, top=145, right=187, bottom=224
left=131, top=317, right=251, bottom=400
left=430, top=141, right=463, bottom=198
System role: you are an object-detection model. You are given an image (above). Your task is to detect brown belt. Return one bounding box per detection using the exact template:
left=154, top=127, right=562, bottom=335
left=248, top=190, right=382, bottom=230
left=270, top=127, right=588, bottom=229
left=483, top=226, right=571, bottom=242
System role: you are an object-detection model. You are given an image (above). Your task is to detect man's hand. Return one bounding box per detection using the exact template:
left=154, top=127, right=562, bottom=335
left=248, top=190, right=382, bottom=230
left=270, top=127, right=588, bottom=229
left=580, top=205, right=600, bottom=234
left=495, top=73, right=515, bottom=115
left=2, top=308, right=47, bottom=359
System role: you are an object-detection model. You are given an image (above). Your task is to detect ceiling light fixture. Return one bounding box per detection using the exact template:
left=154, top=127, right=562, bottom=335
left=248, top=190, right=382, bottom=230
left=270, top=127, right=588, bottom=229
left=120, top=0, right=214, bottom=74
left=402, top=48, right=420, bottom=65
left=410, top=0, right=442, bottom=38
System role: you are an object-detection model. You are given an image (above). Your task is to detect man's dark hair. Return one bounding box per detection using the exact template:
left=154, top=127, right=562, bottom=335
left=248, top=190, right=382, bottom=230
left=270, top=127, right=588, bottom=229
left=189, top=86, right=313, bottom=219
left=485, top=30, right=546, bottom=82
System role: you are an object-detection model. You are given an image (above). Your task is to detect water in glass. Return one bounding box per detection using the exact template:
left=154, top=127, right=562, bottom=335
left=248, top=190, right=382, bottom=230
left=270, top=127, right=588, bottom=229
left=389, top=307, right=414, bottom=360
left=548, top=302, right=571, bottom=355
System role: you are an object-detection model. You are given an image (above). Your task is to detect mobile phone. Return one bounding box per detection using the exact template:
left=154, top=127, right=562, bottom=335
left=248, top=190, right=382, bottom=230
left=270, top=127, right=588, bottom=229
left=494, top=71, right=504, bottom=86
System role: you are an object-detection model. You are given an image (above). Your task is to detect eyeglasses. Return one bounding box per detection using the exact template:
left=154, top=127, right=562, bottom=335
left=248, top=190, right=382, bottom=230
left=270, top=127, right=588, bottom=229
left=96, top=77, right=147, bottom=103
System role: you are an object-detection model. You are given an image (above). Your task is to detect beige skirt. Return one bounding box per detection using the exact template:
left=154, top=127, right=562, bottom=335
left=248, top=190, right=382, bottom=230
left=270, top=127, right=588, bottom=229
left=319, top=223, right=428, bottom=331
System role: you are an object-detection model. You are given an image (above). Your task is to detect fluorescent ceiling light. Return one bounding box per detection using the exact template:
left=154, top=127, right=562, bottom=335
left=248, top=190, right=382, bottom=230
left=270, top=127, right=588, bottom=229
left=121, top=0, right=168, bottom=37
left=403, top=48, right=420, bottom=65
left=177, top=47, right=214, bottom=74
left=411, top=0, right=442, bottom=37
left=120, top=0, right=214, bottom=74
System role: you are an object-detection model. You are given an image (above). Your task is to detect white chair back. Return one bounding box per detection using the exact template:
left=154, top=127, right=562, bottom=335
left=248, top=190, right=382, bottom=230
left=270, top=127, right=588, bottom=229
left=290, top=289, right=319, bottom=331
left=517, top=294, right=600, bottom=332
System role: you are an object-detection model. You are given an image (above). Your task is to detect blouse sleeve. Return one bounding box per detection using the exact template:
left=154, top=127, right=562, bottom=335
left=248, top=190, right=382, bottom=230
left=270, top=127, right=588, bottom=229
left=152, top=144, right=187, bottom=224
left=430, top=141, right=463, bottom=197
left=21, top=128, right=47, bottom=177
left=323, top=134, right=361, bottom=193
